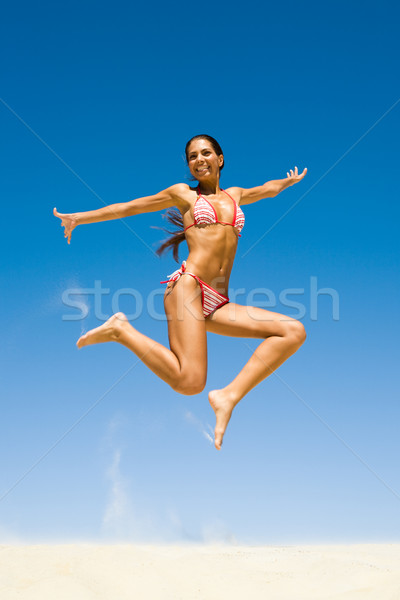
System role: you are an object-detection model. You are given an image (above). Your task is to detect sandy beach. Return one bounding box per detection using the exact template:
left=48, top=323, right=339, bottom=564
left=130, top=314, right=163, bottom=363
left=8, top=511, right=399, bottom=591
left=0, top=543, right=399, bottom=599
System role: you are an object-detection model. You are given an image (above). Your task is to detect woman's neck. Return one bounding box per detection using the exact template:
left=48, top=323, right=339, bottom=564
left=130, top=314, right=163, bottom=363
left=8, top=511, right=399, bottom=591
left=197, top=178, right=221, bottom=196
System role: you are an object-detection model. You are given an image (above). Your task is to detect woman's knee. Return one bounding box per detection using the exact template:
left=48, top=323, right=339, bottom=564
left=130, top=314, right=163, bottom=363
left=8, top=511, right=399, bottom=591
left=285, top=319, right=307, bottom=345
left=172, top=373, right=206, bottom=396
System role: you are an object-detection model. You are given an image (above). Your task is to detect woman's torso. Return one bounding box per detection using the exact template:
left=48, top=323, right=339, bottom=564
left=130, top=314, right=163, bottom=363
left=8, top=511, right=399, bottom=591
left=179, top=185, right=244, bottom=295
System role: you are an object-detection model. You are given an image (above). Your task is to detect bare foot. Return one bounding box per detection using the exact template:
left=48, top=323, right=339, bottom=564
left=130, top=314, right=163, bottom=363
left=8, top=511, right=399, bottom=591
left=76, top=312, right=128, bottom=349
left=208, top=389, right=238, bottom=450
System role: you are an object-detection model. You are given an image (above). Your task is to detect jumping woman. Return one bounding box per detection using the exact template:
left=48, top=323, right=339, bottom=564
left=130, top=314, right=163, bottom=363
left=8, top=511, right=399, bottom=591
left=53, top=135, right=307, bottom=449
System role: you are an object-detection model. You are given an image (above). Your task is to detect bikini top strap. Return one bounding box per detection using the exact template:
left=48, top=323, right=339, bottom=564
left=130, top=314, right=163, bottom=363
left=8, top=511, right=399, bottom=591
left=221, top=188, right=237, bottom=225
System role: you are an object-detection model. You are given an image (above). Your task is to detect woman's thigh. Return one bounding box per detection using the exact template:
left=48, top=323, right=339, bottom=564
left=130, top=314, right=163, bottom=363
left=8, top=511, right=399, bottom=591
left=206, top=302, right=301, bottom=339
left=164, top=274, right=208, bottom=373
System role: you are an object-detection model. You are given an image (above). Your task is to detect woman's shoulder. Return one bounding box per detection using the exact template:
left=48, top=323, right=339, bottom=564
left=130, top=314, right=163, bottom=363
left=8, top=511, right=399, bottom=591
left=169, top=183, right=195, bottom=193
left=223, top=186, right=242, bottom=205
left=166, top=183, right=197, bottom=209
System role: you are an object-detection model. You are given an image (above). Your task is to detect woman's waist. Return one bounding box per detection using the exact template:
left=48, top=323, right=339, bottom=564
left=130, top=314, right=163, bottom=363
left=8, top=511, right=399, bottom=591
left=184, top=257, right=232, bottom=293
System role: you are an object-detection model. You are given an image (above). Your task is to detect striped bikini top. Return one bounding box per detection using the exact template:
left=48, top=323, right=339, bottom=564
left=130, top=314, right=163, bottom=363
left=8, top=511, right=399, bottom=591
left=184, top=186, right=245, bottom=236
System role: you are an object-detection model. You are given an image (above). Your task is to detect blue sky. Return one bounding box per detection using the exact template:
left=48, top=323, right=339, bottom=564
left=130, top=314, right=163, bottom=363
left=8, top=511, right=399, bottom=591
left=1, top=0, right=399, bottom=544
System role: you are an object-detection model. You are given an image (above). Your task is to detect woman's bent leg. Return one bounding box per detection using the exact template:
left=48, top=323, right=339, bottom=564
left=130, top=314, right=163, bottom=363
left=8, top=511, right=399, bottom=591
left=77, top=276, right=208, bottom=395
left=205, top=303, right=306, bottom=448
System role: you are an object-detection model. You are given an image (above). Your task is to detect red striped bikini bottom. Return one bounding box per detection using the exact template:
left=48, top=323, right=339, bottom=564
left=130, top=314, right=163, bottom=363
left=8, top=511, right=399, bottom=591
left=160, top=260, right=229, bottom=318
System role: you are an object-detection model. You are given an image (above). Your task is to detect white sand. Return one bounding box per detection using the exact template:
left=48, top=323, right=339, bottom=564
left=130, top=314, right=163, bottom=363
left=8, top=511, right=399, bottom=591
left=0, top=544, right=399, bottom=599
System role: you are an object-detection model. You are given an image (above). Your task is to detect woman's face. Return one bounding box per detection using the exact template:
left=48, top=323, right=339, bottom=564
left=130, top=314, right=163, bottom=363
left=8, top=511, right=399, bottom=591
left=187, top=139, right=224, bottom=181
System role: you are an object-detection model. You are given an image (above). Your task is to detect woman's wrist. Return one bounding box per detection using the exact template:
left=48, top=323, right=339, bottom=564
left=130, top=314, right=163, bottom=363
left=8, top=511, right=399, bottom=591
left=73, top=204, right=126, bottom=225
left=265, top=179, right=292, bottom=197
left=73, top=212, right=84, bottom=226
left=279, top=178, right=293, bottom=192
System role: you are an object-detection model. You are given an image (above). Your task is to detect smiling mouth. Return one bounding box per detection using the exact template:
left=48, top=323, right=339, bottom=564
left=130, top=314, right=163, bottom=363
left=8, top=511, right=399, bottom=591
left=196, top=167, right=209, bottom=173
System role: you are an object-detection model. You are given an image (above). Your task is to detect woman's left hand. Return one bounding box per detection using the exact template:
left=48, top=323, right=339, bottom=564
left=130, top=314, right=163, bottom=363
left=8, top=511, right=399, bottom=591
left=53, top=207, right=78, bottom=244
left=286, top=166, right=307, bottom=185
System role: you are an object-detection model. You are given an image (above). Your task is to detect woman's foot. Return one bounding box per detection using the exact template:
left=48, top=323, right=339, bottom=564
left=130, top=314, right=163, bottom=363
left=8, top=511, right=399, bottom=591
left=76, top=312, right=128, bottom=349
left=208, top=389, right=238, bottom=450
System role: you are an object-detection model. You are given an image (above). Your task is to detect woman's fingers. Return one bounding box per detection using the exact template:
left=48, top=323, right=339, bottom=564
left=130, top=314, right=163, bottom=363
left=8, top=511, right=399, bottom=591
left=287, top=166, right=308, bottom=179
left=54, top=207, right=73, bottom=243
left=285, top=166, right=308, bottom=183
left=53, top=207, right=66, bottom=225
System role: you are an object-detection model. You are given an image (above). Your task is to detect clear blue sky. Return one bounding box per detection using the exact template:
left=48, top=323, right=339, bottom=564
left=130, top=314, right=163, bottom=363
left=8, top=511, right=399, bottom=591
left=1, top=0, right=399, bottom=544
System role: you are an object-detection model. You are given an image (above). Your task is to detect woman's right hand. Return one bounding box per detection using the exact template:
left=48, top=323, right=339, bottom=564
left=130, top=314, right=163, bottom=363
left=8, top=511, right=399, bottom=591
left=53, top=207, right=78, bottom=244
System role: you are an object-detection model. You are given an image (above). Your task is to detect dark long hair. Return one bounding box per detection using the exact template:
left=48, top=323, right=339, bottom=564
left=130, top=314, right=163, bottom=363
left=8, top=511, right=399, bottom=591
left=156, top=135, right=224, bottom=263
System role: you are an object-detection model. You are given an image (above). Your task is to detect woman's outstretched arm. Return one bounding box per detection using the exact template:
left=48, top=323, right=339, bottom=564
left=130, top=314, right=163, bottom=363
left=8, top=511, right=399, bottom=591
left=53, top=183, right=188, bottom=244
left=232, top=166, right=307, bottom=206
